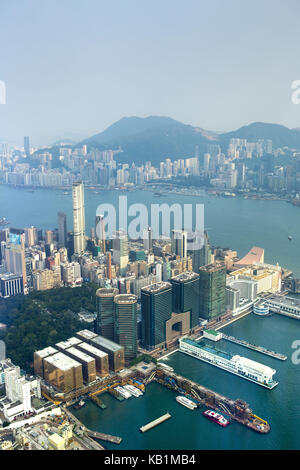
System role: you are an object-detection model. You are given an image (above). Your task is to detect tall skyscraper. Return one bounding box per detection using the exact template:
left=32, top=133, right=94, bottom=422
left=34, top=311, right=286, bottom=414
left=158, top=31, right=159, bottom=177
left=191, top=230, right=212, bottom=273
left=171, top=272, right=200, bottom=329
left=141, top=281, right=172, bottom=350
left=171, top=229, right=187, bottom=258
left=5, top=228, right=26, bottom=290
left=95, top=214, right=105, bottom=253
left=24, top=136, right=30, bottom=157
left=72, top=182, right=86, bottom=256
left=95, top=287, right=119, bottom=340
left=112, top=230, right=128, bottom=275
left=114, top=294, right=138, bottom=363
left=199, top=264, right=226, bottom=320
left=58, top=212, right=67, bottom=248
left=143, top=226, right=153, bottom=251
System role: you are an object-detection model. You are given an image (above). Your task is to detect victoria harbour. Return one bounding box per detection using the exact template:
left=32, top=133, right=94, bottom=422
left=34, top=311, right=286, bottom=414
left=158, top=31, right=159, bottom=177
left=1, top=185, right=300, bottom=450
left=1, top=185, right=299, bottom=275
left=73, top=313, right=300, bottom=450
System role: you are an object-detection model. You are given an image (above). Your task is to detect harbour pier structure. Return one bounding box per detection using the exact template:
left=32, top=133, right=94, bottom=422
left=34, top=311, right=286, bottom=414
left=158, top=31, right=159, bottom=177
left=155, top=366, right=270, bottom=433
left=265, top=294, right=300, bottom=320
left=140, top=413, right=172, bottom=432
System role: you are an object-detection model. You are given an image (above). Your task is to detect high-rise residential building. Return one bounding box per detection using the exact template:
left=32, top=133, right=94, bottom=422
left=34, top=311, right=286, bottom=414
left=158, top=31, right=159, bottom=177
left=24, top=226, right=38, bottom=247
left=72, top=182, right=86, bottom=256
left=45, top=230, right=54, bottom=244
left=199, top=264, right=226, bottom=320
left=171, top=271, right=200, bottom=329
left=58, top=212, right=67, bottom=247
left=24, top=136, right=30, bottom=157
left=141, top=281, right=173, bottom=350
left=171, top=229, right=187, bottom=258
left=113, top=294, right=138, bottom=363
left=95, top=287, right=119, bottom=340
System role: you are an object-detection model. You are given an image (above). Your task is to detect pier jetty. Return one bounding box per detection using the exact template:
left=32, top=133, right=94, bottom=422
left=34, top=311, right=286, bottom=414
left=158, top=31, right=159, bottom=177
left=140, top=413, right=171, bottom=432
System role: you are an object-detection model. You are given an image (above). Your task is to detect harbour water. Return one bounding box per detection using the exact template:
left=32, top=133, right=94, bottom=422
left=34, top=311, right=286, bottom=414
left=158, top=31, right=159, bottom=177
left=1, top=185, right=300, bottom=449
left=72, top=313, right=300, bottom=450
left=1, top=185, right=299, bottom=274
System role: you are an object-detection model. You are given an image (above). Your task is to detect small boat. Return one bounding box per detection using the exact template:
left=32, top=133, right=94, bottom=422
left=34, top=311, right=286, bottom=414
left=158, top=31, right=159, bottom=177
left=203, top=409, right=230, bottom=427
left=288, top=235, right=292, bottom=241
left=74, top=399, right=85, bottom=410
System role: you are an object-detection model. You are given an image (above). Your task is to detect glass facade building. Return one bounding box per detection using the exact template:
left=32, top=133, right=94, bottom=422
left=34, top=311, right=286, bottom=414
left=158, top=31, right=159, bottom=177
left=95, top=288, right=119, bottom=340
left=113, top=294, right=138, bottom=363
left=199, top=264, right=226, bottom=320
left=171, top=272, right=200, bottom=328
left=141, top=282, right=173, bottom=349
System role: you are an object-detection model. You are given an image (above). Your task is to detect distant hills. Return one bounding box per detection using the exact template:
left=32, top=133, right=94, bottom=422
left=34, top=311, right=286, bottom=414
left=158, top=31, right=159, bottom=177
left=54, top=116, right=300, bottom=165
left=221, top=122, right=300, bottom=149
left=80, top=116, right=218, bottom=164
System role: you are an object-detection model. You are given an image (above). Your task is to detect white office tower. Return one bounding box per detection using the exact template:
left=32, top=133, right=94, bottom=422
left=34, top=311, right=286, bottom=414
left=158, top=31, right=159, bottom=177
left=171, top=229, right=187, bottom=258
left=72, top=182, right=86, bottom=256
left=143, top=226, right=152, bottom=251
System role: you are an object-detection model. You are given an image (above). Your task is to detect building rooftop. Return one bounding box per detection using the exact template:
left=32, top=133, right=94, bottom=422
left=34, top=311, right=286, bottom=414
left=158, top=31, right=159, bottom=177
left=65, top=347, right=95, bottom=364
left=91, top=335, right=123, bottom=353
left=141, top=281, right=172, bottom=294
left=35, top=346, right=58, bottom=359
left=96, top=288, right=119, bottom=297
left=44, top=352, right=81, bottom=371
left=76, top=329, right=98, bottom=340
left=114, top=294, right=137, bottom=304
left=76, top=342, right=108, bottom=358
left=171, top=271, right=199, bottom=282
left=56, top=337, right=82, bottom=350
left=204, top=329, right=219, bottom=336
left=199, top=264, right=226, bottom=273
left=236, top=246, right=265, bottom=266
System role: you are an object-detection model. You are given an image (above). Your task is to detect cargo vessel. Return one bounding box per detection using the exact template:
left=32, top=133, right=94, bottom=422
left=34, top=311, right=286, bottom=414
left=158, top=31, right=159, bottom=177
left=176, top=395, right=197, bottom=410
left=179, top=337, right=278, bottom=389
left=203, top=410, right=230, bottom=427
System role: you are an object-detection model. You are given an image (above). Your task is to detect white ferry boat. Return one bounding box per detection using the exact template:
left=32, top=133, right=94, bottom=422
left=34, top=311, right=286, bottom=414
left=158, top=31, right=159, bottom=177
left=123, top=384, right=143, bottom=397
left=176, top=395, right=197, bottom=410
left=115, top=386, right=132, bottom=399
left=179, top=337, right=278, bottom=389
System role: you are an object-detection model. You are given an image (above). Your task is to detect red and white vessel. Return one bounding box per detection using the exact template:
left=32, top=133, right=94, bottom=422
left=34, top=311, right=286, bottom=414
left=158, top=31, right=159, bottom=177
left=203, top=410, right=230, bottom=427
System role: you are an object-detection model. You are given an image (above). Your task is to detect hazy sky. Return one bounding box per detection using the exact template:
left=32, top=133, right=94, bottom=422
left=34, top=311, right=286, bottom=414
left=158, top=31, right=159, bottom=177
left=1, top=0, right=300, bottom=145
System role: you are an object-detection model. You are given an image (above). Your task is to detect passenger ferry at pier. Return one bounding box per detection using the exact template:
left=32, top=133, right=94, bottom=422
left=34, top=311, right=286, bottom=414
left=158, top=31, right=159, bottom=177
left=123, top=384, right=143, bottom=397
left=176, top=396, right=197, bottom=410
left=179, top=337, right=278, bottom=389
left=114, top=386, right=132, bottom=399
left=203, top=410, right=230, bottom=427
